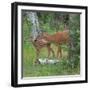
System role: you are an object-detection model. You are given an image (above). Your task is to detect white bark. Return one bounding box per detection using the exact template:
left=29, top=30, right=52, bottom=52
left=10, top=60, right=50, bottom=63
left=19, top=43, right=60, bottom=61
left=26, top=12, right=42, bottom=41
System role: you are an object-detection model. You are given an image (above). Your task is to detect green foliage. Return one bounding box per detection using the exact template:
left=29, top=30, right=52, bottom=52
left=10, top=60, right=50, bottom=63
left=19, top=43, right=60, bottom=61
left=23, top=43, right=80, bottom=77
left=69, top=14, right=80, bottom=68
left=22, top=11, right=80, bottom=77
left=23, top=16, right=32, bottom=45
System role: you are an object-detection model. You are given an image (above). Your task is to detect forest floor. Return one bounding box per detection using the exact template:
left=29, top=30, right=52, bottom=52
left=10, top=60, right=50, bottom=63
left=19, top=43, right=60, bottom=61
left=22, top=42, right=80, bottom=77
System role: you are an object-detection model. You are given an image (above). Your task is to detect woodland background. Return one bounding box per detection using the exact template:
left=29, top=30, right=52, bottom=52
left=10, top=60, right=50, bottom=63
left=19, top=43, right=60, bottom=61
left=22, top=11, right=80, bottom=77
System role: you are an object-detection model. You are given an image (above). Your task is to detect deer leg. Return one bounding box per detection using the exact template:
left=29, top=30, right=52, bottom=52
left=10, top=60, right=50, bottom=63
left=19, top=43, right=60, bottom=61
left=47, top=44, right=55, bottom=58
left=47, top=45, right=51, bottom=59
left=59, top=46, right=62, bottom=58
left=49, top=45, right=55, bottom=58
left=50, top=47, right=55, bottom=58
left=34, top=49, right=40, bottom=64
left=57, top=46, right=60, bottom=59
left=57, top=46, right=62, bottom=59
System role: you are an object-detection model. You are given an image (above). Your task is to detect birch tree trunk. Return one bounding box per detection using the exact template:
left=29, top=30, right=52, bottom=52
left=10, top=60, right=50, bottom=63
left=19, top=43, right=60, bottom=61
left=26, top=12, right=42, bottom=41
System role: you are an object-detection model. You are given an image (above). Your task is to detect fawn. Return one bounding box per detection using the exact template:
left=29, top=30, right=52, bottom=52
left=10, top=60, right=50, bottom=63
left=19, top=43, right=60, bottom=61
left=30, top=33, right=55, bottom=64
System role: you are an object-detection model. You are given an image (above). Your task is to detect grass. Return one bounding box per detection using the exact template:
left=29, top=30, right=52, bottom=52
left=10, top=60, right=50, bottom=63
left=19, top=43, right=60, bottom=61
left=23, top=42, right=80, bottom=77
left=22, top=16, right=80, bottom=77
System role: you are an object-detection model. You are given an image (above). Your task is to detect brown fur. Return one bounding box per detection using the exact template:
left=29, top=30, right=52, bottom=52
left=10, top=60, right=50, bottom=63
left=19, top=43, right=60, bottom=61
left=43, top=30, right=70, bottom=59
left=30, top=34, right=55, bottom=64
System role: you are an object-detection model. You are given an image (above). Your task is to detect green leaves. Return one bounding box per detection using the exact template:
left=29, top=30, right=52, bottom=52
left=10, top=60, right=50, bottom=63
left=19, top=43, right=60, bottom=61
left=22, top=11, right=80, bottom=77
left=69, top=14, right=80, bottom=68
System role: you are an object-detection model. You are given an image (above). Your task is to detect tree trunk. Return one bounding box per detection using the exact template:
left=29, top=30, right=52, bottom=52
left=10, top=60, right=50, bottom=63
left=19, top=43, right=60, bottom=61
left=26, top=12, right=42, bottom=41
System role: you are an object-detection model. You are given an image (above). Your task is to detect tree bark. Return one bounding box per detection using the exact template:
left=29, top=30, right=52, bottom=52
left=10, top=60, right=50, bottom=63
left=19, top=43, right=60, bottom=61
left=26, top=12, right=42, bottom=41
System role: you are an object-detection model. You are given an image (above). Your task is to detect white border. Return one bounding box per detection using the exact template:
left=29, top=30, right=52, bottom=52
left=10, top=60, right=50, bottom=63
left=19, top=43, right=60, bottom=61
left=18, top=5, right=86, bottom=84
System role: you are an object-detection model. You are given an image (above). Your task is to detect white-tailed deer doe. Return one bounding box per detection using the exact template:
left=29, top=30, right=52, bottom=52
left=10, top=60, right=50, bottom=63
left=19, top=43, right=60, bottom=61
left=43, top=29, right=70, bottom=59
left=30, top=34, right=55, bottom=64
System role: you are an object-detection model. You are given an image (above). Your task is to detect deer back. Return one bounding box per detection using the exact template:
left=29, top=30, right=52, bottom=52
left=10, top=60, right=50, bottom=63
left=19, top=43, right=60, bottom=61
left=43, top=31, right=69, bottom=44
